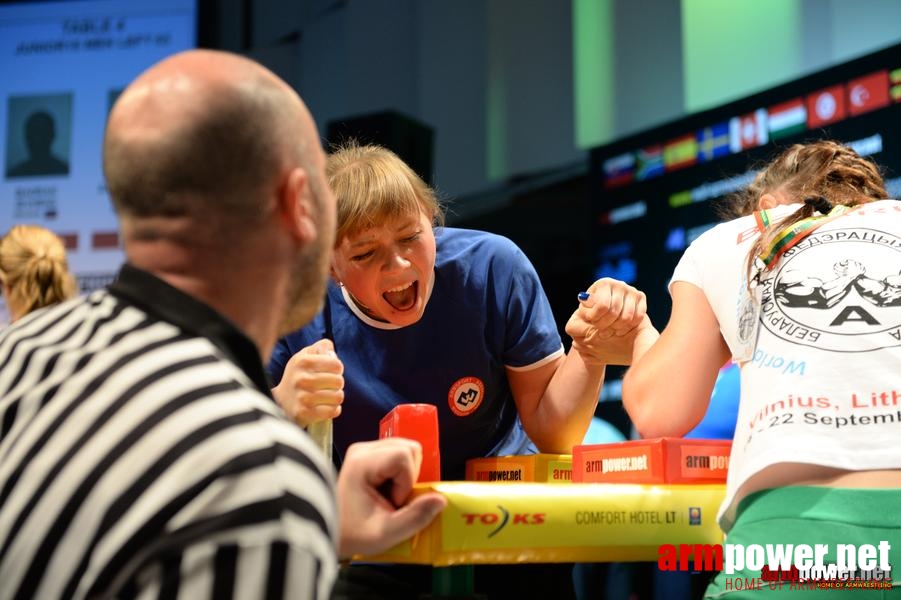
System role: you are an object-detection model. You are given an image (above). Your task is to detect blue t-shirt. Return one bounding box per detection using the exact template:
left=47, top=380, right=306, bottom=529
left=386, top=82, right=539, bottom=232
left=269, top=228, right=564, bottom=480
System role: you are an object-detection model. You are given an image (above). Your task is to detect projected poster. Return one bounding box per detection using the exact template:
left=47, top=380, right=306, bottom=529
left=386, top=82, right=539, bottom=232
left=0, top=0, right=197, bottom=297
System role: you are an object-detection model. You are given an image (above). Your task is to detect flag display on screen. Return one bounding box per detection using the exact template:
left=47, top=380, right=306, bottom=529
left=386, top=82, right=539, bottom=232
left=603, top=152, right=635, bottom=188
left=891, top=68, right=901, bottom=103
left=663, top=136, right=697, bottom=171
left=768, top=98, right=807, bottom=140
left=847, top=70, right=890, bottom=116
left=696, top=122, right=730, bottom=162
left=729, top=109, right=768, bottom=152
left=807, top=84, right=846, bottom=127
left=636, top=145, right=665, bottom=180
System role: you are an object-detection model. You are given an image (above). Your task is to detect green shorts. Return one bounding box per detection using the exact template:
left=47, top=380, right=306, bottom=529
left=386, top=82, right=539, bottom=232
left=705, top=486, right=901, bottom=599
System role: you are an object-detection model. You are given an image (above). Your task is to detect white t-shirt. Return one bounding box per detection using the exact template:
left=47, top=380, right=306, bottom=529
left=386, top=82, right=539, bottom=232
left=672, top=199, right=901, bottom=530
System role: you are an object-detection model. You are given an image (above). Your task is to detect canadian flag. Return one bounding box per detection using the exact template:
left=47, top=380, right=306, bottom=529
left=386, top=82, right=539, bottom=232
left=729, top=109, right=768, bottom=153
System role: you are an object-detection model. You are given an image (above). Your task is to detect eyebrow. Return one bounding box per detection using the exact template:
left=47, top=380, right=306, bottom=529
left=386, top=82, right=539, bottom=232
left=346, top=221, right=419, bottom=248
left=348, top=238, right=376, bottom=249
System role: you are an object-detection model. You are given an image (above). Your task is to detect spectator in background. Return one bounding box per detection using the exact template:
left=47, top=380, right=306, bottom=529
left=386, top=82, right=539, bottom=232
left=0, top=224, right=76, bottom=322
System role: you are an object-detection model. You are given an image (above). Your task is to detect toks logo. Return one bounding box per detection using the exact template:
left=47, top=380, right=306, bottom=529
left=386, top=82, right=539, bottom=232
left=462, top=506, right=546, bottom=538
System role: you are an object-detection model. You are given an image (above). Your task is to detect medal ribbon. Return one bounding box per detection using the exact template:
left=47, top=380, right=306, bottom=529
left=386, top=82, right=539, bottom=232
left=755, top=204, right=850, bottom=270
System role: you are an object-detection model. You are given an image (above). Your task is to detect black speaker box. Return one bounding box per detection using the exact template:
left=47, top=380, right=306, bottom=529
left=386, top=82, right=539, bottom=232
left=326, top=110, right=434, bottom=185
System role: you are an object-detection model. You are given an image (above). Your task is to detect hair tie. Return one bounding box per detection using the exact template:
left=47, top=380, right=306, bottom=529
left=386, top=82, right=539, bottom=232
left=803, top=196, right=833, bottom=215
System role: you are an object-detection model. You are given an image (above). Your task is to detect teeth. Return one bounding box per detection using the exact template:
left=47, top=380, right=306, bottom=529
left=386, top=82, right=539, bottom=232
left=386, top=282, right=413, bottom=293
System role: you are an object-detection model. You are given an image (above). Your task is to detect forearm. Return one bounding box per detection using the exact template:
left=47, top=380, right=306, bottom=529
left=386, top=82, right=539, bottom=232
left=630, top=322, right=660, bottom=367
left=527, top=350, right=605, bottom=453
left=519, top=277, right=649, bottom=451
left=622, top=321, right=722, bottom=439
left=822, top=275, right=856, bottom=305
left=622, top=326, right=700, bottom=438
left=623, top=374, right=695, bottom=440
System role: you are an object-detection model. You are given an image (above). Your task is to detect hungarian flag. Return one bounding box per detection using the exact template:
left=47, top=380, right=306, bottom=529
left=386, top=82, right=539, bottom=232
left=729, top=109, right=768, bottom=153
left=847, top=70, right=889, bottom=116
left=768, top=98, right=807, bottom=140
left=807, top=84, right=846, bottom=128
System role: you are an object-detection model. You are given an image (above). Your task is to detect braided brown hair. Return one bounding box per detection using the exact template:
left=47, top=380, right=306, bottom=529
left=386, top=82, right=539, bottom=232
left=718, top=141, right=888, bottom=285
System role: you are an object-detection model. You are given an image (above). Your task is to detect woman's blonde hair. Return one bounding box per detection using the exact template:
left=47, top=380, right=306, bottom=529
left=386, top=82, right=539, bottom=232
left=718, top=141, right=888, bottom=285
left=326, top=142, right=445, bottom=244
left=0, top=224, right=77, bottom=321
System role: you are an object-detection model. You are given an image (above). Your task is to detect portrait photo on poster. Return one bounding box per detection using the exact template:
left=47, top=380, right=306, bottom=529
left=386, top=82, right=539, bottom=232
left=5, top=92, right=73, bottom=179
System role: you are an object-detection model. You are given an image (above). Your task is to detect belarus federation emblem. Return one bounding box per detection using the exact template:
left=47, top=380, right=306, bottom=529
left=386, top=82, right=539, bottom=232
left=759, top=226, right=901, bottom=352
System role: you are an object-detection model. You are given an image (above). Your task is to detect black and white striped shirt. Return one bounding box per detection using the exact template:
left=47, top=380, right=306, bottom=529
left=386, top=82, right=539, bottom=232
left=0, top=265, right=338, bottom=600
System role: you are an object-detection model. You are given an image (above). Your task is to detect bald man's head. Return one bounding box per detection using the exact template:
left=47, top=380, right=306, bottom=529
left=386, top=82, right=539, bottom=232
left=102, top=50, right=336, bottom=348
left=103, top=50, right=323, bottom=236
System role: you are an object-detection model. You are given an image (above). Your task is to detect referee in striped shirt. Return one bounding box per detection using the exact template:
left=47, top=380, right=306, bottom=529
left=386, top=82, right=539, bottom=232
left=0, top=50, right=445, bottom=600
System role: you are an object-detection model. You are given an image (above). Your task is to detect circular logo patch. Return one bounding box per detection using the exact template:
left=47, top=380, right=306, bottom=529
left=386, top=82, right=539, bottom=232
left=759, top=227, right=901, bottom=352
left=448, top=377, right=485, bottom=416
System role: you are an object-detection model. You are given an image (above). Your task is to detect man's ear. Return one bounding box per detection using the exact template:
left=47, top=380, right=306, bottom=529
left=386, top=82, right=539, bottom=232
left=278, top=167, right=317, bottom=244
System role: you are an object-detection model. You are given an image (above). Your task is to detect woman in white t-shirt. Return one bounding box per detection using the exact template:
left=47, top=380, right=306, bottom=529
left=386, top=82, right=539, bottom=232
left=622, top=141, right=901, bottom=598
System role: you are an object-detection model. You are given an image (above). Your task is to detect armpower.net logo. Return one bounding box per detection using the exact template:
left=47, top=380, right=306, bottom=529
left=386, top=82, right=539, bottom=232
left=658, top=541, right=894, bottom=591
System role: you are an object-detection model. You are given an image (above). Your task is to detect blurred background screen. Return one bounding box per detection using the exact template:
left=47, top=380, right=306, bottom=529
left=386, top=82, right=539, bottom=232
left=0, top=0, right=198, bottom=313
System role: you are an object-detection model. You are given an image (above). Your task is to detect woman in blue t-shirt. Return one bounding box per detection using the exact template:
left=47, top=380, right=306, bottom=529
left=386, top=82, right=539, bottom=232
left=268, top=142, right=647, bottom=600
